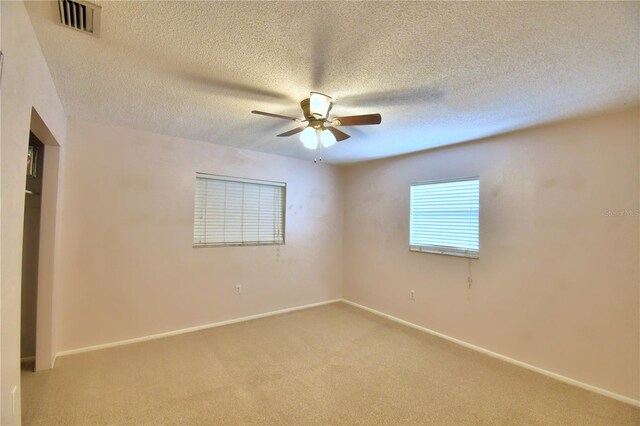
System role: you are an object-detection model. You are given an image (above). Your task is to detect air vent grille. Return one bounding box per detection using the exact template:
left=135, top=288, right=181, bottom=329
left=58, top=0, right=101, bottom=36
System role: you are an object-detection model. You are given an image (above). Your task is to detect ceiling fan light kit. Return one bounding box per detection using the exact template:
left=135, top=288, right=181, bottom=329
left=299, top=127, right=337, bottom=150
left=319, top=129, right=336, bottom=147
left=300, top=127, right=318, bottom=149
left=251, top=92, right=382, bottom=161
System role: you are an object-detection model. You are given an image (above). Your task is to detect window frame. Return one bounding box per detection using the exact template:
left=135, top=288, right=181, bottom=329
left=409, top=176, right=480, bottom=259
left=193, top=173, right=287, bottom=248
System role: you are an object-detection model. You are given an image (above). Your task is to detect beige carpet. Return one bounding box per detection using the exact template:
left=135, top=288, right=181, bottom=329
left=22, top=302, right=639, bottom=425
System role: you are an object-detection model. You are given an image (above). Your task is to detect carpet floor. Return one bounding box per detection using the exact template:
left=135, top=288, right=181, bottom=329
left=21, top=302, right=639, bottom=425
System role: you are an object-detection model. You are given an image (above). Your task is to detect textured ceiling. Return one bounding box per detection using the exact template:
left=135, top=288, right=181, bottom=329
left=25, top=1, right=639, bottom=163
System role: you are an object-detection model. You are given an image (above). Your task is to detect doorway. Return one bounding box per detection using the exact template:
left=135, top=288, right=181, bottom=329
left=21, top=108, right=63, bottom=372
left=21, top=133, right=45, bottom=371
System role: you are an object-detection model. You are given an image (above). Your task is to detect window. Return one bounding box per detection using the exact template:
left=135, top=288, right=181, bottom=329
left=193, top=173, right=285, bottom=247
left=410, top=176, right=479, bottom=258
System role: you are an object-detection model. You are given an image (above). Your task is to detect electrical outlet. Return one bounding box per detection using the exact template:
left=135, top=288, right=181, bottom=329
left=410, top=290, right=416, bottom=301
left=235, top=285, right=242, bottom=295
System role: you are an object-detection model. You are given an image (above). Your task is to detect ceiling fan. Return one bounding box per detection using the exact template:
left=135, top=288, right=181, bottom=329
left=251, top=92, right=382, bottom=160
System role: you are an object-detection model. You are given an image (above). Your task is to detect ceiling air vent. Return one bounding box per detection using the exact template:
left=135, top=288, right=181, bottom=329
left=58, top=0, right=101, bottom=37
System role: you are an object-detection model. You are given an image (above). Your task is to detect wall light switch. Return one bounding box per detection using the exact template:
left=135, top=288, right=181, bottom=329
left=11, top=385, right=17, bottom=415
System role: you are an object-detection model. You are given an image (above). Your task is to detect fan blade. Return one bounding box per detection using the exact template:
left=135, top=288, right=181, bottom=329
left=252, top=110, right=302, bottom=122
left=333, top=113, right=382, bottom=126
left=326, top=127, right=351, bottom=142
left=277, top=126, right=307, bottom=137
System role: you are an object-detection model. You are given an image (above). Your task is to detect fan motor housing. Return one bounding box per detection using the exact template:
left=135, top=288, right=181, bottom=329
left=300, top=98, right=312, bottom=119
left=301, top=98, right=327, bottom=129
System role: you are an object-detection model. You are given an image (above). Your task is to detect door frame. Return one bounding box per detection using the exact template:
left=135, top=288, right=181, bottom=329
left=29, top=108, right=62, bottom=370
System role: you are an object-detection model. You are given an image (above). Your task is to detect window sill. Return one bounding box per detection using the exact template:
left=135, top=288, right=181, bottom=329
left=410, top=246, right=478, bottom=259
left=194, top=242, right=284, bottom=248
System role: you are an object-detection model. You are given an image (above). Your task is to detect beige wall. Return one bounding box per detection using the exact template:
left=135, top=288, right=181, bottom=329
left=55, top=110, right=640, bottom=402
left=1, top=2, right=67, bottom=424
left=343, top=108, right=640, bottom=400
left=54, top=118, right=344, bottom=352
left=2, top=2, right=639, bottom=421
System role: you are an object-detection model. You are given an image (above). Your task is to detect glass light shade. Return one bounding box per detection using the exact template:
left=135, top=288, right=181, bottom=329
left=300, top=127, right=318, bottom=149
left=309, top=92, right=332, bottom=118
left=320, top=129, right=336, bottom=147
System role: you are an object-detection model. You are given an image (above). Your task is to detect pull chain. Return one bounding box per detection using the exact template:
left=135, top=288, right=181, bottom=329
left=314, top=133, right=323, bottom=163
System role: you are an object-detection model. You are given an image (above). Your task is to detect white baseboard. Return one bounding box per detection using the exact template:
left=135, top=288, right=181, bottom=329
left=52, top=297, right=639, bottom=407
left=55, top=299, right=342, bottom=360
left=340, top=298, right=640, bottom=407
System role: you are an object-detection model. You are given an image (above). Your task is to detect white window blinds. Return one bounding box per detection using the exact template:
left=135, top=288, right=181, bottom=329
left=410, top=177, right=479, bottom=258
left=193, top=173, right=285, bottom=247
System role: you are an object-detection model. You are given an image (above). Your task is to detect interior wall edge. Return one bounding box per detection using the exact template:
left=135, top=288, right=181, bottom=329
left=1, top=1, right=68, bottom=424
left=55, top=117, right=344, bottom=352
left=340, top=108, right=640, bottom=402
left=340, top=104, right=640, bottom=168
left=341, top=298, right=640, bottom=408
left=51, top=295, right=640, bottom=408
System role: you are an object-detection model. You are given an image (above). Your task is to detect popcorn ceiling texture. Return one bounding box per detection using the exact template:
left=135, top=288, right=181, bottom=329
left=25, top=1, right=639, bottom=163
